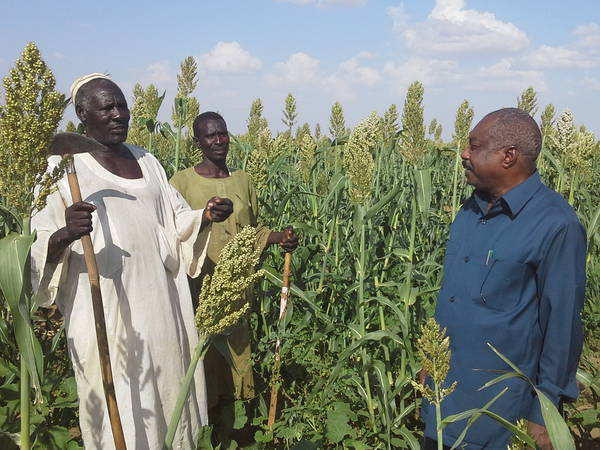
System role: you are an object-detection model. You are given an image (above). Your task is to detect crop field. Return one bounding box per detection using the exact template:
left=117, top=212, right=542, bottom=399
left=1, top=48, right=599, bottom=449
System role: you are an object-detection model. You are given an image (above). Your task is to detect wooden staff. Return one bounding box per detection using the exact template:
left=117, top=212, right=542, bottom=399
left=267, top=242, right=293, bottom=428
left=50, top=133, right=127, bottom=449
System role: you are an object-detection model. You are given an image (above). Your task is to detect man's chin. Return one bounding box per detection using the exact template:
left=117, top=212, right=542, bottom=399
left=104, top=133, right=128, bottom=145
left=464, top=173, right=476, bottom=187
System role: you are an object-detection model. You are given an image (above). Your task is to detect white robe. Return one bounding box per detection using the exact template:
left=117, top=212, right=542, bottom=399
left=31, top=145, right=209, bottom=450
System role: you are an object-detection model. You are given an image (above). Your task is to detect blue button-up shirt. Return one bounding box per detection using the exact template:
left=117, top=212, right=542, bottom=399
left=423, top=172, right=586, bottom=449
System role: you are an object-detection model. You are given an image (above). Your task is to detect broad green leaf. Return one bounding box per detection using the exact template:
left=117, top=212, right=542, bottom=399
left=325, top=402, right=354, bottom=443
left=290, top=441, right=319, bottom=450
left=585, top=201, right=600, bottom=247
left=232, top=400, right=248, bottom=430
left=484, top=343, right=575, bottom=449
left=0, top=316, right=15, bottom=352
left=253, top=429, right=273, bottom=443
left=35, top=425, right=72, bottom=449
left=579, top=408, right=600, bottom=426
left=477, top=410, right=536, bottom=449
left=414, top=168, right=432, bottom=214
left=391, top=425, right=420, bottom=450
left=196, top=425, right=216, bottom=450
left=444, top=387, right=509, bottom=449
left=364, top=183, right=403, bottom=221
left=486, top=343, right=525, bottom=376
left=533, top=388, right=575, bottom=450
left=576, top=368, right=600, bottom=394
left=311, top=330, right=404, bottom=399
left=0, top=232, right=44, bottom=399
left=345, top=439, right=372, bottom=450
left=263, top=266, right=329, bottom=322
left=321, top=173, right=346, bottom=206
left=476, top=370, right=523, bottom=391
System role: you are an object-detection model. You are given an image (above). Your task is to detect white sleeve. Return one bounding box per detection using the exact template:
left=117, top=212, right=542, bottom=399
left=169, top=183, right=211, bottom=278
left=31, top=178, right=70, bottom=307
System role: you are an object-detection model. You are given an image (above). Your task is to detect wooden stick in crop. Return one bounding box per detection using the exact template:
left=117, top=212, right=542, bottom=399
left=267, top=241, right=293, bottom=428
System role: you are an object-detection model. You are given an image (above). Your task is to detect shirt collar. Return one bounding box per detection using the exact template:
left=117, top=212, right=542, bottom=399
left=474, top=171, right=543, bottom=218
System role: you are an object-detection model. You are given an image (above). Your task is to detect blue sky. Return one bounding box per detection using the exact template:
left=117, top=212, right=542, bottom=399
left=1, top=0, right=599, bottom=137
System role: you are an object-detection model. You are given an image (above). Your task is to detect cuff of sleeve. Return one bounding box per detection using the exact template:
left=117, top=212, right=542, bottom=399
left=185, top=211, right=211, bottom=278
left=31, top=232, right=68, bottom=308
left=526, top=397, right=545, bottom=426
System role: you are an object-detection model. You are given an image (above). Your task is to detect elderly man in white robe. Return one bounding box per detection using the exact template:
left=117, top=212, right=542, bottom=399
left=31, top=74, right=233, bottom=449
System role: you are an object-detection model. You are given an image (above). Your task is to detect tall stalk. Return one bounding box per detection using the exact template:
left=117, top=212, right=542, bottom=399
left=164, top=338, right=209, bottom=449
left=450, top=147, right=462, bottom=219
left=355, top=205, right=376, bottom=429
left=20, top=217, right=32, bottom=450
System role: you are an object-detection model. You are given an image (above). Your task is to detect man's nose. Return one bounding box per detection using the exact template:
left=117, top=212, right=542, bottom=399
left=460, top=145, right=469, bottom=160
left=112, top=106, right=129, bottom=121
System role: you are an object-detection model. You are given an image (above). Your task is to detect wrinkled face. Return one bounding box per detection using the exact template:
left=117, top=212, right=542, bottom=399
left=78, top=84, right=130, bottom=145
left=461, top=116, right=506, bottom=193
left=195, top=118, right=230, bottom=163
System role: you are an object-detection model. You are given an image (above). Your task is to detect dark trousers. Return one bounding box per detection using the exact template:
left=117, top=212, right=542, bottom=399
left=422, top=437, right=451, bottom=450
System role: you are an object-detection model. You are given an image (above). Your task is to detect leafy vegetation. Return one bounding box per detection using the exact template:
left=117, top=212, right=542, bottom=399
left=1, top=48, right=599, bottom=448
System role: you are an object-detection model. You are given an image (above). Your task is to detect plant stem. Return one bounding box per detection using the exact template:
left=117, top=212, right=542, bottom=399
left=435, top=384, right=443, bottom=450
left=21, top=216, right=31, bottom=450
left=164, top=335, right=208, bottom=450
left=174, top=124, right=182, bottom=174
left=20, top=357, right=30, bottom=450
left=451, top=146, right=461, bottom=220
left=568, top=172, right=577, bottom=206
left=355, top=205, right=376, bottom=431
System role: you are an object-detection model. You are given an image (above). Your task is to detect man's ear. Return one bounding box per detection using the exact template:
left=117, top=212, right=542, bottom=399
left=503, top=145, right=518, bottom=169
left=75, top=104, right=86, bottom=124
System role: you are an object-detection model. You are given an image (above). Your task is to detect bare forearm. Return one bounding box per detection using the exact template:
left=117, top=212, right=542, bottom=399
left=267, top=231, right=284, bottom=245
left=46, top=228, right=76, bottom=264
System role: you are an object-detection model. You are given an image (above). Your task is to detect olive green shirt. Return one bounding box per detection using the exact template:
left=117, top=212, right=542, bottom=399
left=170, top=167, right=271, bottom=279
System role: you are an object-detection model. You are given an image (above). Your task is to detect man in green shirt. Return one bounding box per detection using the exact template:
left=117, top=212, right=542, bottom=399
left=170, top=111, right=298, bottom=441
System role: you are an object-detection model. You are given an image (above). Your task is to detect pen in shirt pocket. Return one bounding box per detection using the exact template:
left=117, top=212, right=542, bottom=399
left=485, top=249, right=494, bottom=265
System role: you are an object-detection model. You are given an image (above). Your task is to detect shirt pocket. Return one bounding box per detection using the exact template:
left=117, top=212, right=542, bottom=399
left=472, top=256, right=528, bottom=312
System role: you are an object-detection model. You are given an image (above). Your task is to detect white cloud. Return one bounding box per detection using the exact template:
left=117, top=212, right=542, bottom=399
left=199, top=41, right=262, bottom=74
left=144, top=60, right=174, bottom=84
left=384, top=57, right=459, bottom=87
left=337, top=53, right=381, bottom=86
left=393, top=0, right=529, bottom=54
left=574, top=23, right=600, bottom=54
left=278, top=0, right=367, bottom=6
left=388, top=4, right=409, bottom=32
left=471, top=58, right=545, bottom=91
left=268, top=52, right=321, bottom=85
left=524, top=45, right=598, bottom=69
left=267, top=52, right=380, bottom=101
left=324, top=53, right=382, bottom=100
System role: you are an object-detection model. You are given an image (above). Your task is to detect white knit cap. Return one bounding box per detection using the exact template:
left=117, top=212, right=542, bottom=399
left=70, top=73, right=111, bottom=103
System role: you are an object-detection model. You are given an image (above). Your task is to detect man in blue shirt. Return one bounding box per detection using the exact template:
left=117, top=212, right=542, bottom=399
left=422, top=108, right=586, bottom=449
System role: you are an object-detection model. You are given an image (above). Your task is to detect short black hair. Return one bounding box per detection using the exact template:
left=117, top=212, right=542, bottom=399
left=192, top=111, right=226, bottom=137
left=74, top=78, right=122, bottom=112
left=485, top=108, right=542, bottom=160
